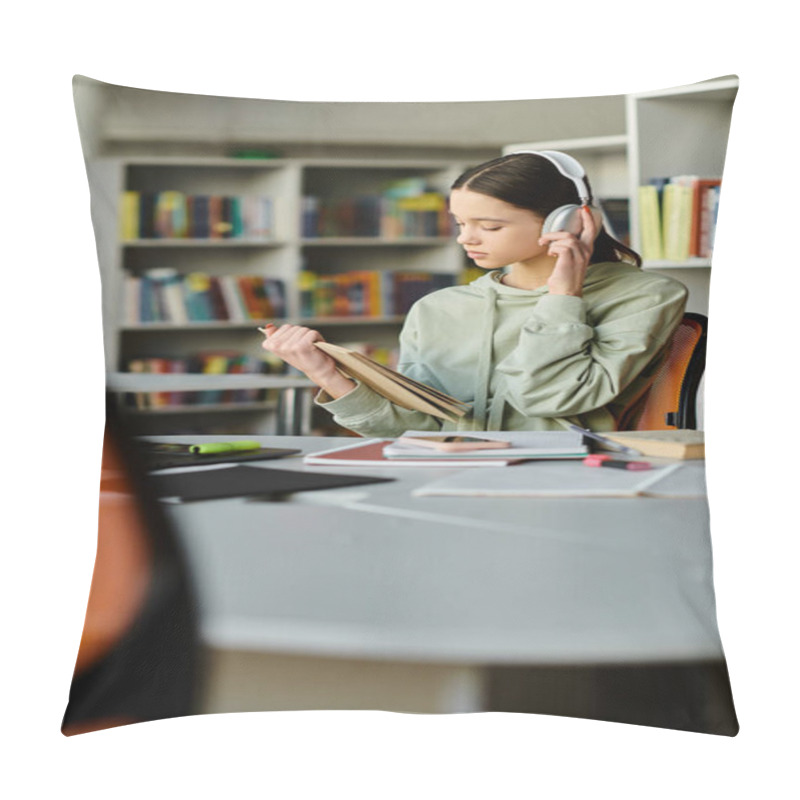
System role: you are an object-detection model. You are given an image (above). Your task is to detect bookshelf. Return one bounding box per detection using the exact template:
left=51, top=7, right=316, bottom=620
left=100, top=156, right=471, bottom=434
left=626, top=77, right=738, bottom=314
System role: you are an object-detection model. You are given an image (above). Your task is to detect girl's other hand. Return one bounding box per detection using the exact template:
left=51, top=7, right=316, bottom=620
left=541, top=205, right=599, bottom=297
left=260, top=323, right=356, bottom=398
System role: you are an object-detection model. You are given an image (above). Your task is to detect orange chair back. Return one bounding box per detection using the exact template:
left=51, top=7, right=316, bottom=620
left=73, top=429, right=154, bottom=675
left=63, top=397, right=200, bottom=735
left=634, top=314, right=707, bottom=431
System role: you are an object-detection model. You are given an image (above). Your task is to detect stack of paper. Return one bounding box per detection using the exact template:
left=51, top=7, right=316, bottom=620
left=413, top=461, right=706, bottom=498
left=304, top=430, right=589, bottom=468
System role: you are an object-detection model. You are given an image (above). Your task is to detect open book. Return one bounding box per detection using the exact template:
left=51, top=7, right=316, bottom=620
left=314, top=341, right=470, bottom=422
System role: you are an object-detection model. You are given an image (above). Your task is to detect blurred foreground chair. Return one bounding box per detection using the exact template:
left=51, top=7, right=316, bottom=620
left=62, top=395, right=202, bottom=735
left=619, top=313, right=708, bottom=431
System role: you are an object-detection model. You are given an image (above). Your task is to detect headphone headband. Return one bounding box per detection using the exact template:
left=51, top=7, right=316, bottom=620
left=508, top=149, right=592, bottom=204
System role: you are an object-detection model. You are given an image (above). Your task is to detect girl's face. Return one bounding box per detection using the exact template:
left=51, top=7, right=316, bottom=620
left=449, top=188, right=549, bottom=271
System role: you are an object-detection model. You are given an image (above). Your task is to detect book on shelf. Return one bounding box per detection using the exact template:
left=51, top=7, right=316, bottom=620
left=393, top=271, right=455, bottom=314
left=120, top=191, right=141, bottom=240
left=138, top=192, right=157, bottom=239
left=596, top=197, right=630, bottom=246
left=166, top=359, right=188, bottom=406
left=298, top=269, right=456, bottom=318
left=314, top=342, right=469, bottom=422
left=154, top=191, right=189, bottom=238
left=198, top=353, right=229, bottom=404
left=124, top=270, right=286, bottom=324
left=144, top=268, right=189, bottom=324
left=124, top=356, right=169, bottom=411
left=119, top=191, right=274, bottom=240
left=662, top=177, right=695, bottom=262
left=693, top=179, right=721, bottom=259
left=637, top=184, right=663, bottom=261
left=217, top=275, right=248, bottom=322
left=122, top=352, right=283, bottom=410
left=302, top=179, right=453, bottom=239
left=638, top=176, right=722, bottom=262
left=183, top=272, right=214, bottom=321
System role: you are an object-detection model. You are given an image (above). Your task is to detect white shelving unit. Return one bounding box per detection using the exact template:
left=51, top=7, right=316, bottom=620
left=626, top=77, right=739, bottom=314
left=99, top=156, right=471, bottom=434
left=503, top=134, right=630, bottom=197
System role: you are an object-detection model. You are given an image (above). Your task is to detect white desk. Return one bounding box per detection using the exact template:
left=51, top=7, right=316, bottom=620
left=153, top=435, right=734, bottom=729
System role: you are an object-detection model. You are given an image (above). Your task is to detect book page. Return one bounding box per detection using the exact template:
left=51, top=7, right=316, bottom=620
left=315, top=342, right=467, bottom=419
left=349, top=353, right=467, bottom=406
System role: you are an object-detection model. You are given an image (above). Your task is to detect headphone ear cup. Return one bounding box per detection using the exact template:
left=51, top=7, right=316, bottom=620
left=542, top=205, right=604, bottom=235
left=542, top=204, right=583, bottom=235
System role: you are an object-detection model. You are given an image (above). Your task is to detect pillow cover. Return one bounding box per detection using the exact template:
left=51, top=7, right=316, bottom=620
left=64, top=75, right=739, bottom=736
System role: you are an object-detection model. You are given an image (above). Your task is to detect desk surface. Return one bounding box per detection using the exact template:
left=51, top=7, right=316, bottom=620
left=153, top=435, right=723, bottom=667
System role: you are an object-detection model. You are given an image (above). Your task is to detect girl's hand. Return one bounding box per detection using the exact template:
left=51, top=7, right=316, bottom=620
left=541, top=206, right=599, bottom=297
left=260, top=323, right=355, bottom=398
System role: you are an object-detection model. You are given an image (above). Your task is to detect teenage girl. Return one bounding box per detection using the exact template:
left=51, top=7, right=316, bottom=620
left=260, top=151, right=688, bottom=434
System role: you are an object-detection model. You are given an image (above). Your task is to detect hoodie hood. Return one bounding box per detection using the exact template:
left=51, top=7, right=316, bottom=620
left=467, top=262, right=640, bottom=296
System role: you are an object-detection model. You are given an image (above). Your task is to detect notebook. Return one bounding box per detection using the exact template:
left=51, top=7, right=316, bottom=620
left=383, top=430, right=589, bottom=460
left=141, top=445, right=301, bottom=471
left=303, top=439, right=525, bottom=467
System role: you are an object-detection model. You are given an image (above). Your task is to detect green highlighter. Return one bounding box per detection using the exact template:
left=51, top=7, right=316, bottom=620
left=148, top=440, right=263, bottom=455
left=141, top=439, right=301, bottom=471
left=188, top=440, right=262, bottom=455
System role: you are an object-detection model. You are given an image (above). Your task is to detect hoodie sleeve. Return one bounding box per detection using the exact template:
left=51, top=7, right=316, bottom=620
left=494, top=275, right=688, bottom=418
left=314, top=306, right=446, bottom=437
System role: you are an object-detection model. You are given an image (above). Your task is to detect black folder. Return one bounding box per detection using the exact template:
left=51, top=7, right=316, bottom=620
left=150, top=464, right=393, bottom=501
left=142, top=446, right=301, bottom=472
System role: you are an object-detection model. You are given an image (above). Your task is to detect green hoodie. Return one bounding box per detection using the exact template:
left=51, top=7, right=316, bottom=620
left=316, top=262, right=688, bottom=435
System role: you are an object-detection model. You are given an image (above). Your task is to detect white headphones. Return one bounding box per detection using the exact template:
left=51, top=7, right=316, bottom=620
left=509, top=150, right=603, bottom=235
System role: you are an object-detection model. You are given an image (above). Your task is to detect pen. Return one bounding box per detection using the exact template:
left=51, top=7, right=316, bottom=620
left=568, top=424, right=643, bottom=456
left=583, top=455, right=651, bottom=471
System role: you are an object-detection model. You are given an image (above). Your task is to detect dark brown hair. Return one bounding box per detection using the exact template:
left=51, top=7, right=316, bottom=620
left=451, top=152, right=641, bottom=267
